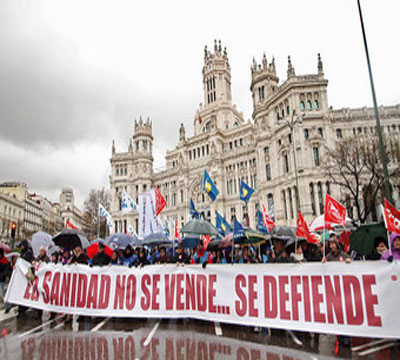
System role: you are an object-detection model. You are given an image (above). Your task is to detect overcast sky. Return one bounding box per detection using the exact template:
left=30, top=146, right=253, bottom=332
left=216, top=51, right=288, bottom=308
left=1, top=0, right=399, bottom=208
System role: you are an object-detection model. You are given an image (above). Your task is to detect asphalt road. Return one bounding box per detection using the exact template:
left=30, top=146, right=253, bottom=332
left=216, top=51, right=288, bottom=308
left=0, top=307, right=398, bottom=359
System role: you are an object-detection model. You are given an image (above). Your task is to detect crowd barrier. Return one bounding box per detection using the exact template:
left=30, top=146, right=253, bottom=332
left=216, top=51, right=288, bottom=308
left=5, top=258, right=400, bottom=338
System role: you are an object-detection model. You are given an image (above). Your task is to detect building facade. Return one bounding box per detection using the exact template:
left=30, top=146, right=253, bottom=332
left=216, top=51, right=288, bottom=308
left=110, top=41, right=400, bottom=234
left=59, top=187, right=88, bottom=232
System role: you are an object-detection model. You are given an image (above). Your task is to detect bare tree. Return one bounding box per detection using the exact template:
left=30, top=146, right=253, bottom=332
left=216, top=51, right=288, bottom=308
left=324, top=132, right=399, bottom=224
left=83, top=188, right=111, bottom=239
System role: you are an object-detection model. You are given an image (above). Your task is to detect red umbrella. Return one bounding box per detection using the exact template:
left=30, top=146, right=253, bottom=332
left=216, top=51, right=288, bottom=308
left=87, top=242, right=114, bottom=259
left=0, top=243, right=11, bottom=253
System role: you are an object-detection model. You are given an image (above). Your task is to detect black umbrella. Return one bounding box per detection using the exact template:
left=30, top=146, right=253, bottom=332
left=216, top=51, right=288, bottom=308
left=350, top=222, right=388, bottom=256
left=270, top=226, right=296, bottom=242
left=143, top=233, right=172, bottom=247
left=180, top=219, right=220, bottom=236
left=53, top=229, right=90, bottom=250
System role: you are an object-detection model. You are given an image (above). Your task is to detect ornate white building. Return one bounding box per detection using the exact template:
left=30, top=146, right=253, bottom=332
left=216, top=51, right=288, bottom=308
left=110, top=41, right=400, bottom=234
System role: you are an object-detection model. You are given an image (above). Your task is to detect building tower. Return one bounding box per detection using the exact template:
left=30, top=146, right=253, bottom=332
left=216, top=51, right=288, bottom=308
left=250, top=54, right=279, bottom=115
left=133, top=116, right=154, bottom=191
left=194, top=40, right=245, bottom=135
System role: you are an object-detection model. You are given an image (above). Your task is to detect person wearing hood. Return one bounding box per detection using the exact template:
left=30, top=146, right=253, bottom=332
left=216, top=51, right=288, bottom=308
left=19, top=240, right=33, bottom=263
left=322, top=232, right=351, bottom=263
left=381, top=232, right=400, bottom=261
left=121, top=245, right=137, bottom=266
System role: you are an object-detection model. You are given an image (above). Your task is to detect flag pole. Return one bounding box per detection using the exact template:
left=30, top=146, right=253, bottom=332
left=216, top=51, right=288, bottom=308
left=381, top=205, right=392, bottom=256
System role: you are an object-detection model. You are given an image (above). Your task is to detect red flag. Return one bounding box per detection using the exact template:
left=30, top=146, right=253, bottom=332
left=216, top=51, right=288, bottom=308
left=296, top=211, right=318, bottom=244
left=154, top=185, right=166, bottom=216
left=383, top=199, right=400, bottom=233
left=199, top=115, right=203, bottom=124
left=324, top=194, right=346, bottom=226
left=261, top=204, right=276, bottom=232
left=66, top=219, right=79, bottom=230
left=201, top=234, right=211, bottom=249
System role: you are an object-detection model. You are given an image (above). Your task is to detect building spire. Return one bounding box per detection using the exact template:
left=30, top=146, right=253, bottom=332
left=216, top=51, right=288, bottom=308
left=318, top=53, right=324, bottom=74
left=287, top=55, right=295, bottom=78
left=112, top=140, right=115, bottom=155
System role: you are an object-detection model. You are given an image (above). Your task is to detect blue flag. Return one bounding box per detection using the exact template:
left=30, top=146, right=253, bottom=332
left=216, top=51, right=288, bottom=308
left=257, top=209, right=269, bottom=234
left=190, top=198, right=200, bottom=219
left=201, top=170, right=219, bottom=202
left=240, top=180, right=254, bottom=204
left=216, top=212, right=233, bottom=236
left=233, top=218, right=245, bottom=241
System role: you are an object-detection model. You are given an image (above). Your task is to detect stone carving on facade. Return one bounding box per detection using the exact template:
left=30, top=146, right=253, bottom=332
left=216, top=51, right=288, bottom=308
left=179, top=123, right=186, bottom=142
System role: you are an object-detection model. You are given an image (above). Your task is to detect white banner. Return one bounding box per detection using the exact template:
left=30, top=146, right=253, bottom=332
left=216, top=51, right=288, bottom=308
left=6, top=259, right=400, bottom=339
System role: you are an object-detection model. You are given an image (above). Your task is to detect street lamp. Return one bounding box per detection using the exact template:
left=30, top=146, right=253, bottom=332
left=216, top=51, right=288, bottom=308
left=279, top=110, right=303, bottom=212
left=357, top=0, right=393, bottom=203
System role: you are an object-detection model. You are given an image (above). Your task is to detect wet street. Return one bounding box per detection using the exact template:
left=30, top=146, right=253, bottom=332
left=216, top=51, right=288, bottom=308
left=0, top=308, right=399, bottom=359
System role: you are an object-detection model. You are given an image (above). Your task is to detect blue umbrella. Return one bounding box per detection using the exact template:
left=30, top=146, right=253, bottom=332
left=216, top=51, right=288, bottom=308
left=105, top=233, right=140, bottom=249
left=181, top=235, right=200, bottom=249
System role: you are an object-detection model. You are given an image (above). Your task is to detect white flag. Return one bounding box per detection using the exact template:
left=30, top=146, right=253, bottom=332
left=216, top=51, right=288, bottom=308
left=121, top=190, right=138, bottom=214
left=99, top=203, right=113, bottom=229
left=127, top=224, right=137, bottom=237
left=138, top=193, right=159, bottom=239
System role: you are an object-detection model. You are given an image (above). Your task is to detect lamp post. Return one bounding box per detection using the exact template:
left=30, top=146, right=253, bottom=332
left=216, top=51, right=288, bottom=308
left=357, top=0, right=392, bottom=203
left=280, top=110, right=303, bottom=212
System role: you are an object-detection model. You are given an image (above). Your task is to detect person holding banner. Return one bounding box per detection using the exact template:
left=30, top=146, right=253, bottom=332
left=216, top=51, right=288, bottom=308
left=91, top=243, right=111, bottom=266
left=322, top=232, right=351, bottom=263
left=172, top=244, right=190, bottom=265
left=192, top=240, right=210, bottom=267
left=267, top=238, right=289, bottom=263
left=381, top=232, right=400, bottom=261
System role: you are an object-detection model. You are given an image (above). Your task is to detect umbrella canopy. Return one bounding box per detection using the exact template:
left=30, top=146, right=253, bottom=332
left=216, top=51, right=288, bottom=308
left=309, top=214, right=354, bottom=232
left=350, top=222, right=388, bottom=256
left=87, top=242, right=114, bottom=259
left=32, top=231, right=57, bottom=257
left=0, top=243, right=11, bottom=253
left=53, top=229, right=90, bottom=250
left=180, top=219, right=219, bottom=236
left=181, top=235, right=200, bottom=249
left=219, top=229, right=266, bottom=248
left=206, top=238, right=221, bottom=251
left=143, top=233, right=172, bottom=247
left=270, top=226, right=296, bottom=242
left=105, top=233, right=140, bottom=249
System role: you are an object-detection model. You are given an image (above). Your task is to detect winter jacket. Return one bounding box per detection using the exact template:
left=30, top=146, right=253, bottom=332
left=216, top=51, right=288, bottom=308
left=381, top=232, right=400, bottom=261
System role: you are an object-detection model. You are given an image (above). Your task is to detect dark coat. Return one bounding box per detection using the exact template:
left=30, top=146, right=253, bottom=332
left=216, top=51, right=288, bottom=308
left=92, top=252, right=111, bottom=266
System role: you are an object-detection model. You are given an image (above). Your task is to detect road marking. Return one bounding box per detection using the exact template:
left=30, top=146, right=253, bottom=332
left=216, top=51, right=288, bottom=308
left=91, top=318, right=109, bottom=332
left=287, top=330, right=303, bottom=346
left=351, top=338, right=390, bottom=352
left=18, top=316, right=63, bottom=338
left=214, top=322, right=222, bottom=336
left=358, top=342, right=396, bottom=356
left=143, top=320, right=160, bottom=346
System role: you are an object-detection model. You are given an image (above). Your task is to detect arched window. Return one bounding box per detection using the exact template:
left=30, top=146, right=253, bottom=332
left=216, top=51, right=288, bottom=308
left=282, top=190, right=288, bottom=220
left=309, top=183, right=316, bottom=216
left=314, top=99, right=319, bottom=109
left=288, top=188, right=294, bottom=219
left=267, top=194, right=275, bottom=220
left=286, top=105, right=290, bottom=115
left=317, top=182, right=324, bottom=214
left=300, top=101, right=305, bottom=111
left=307, top=100, right=312, bottom=110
